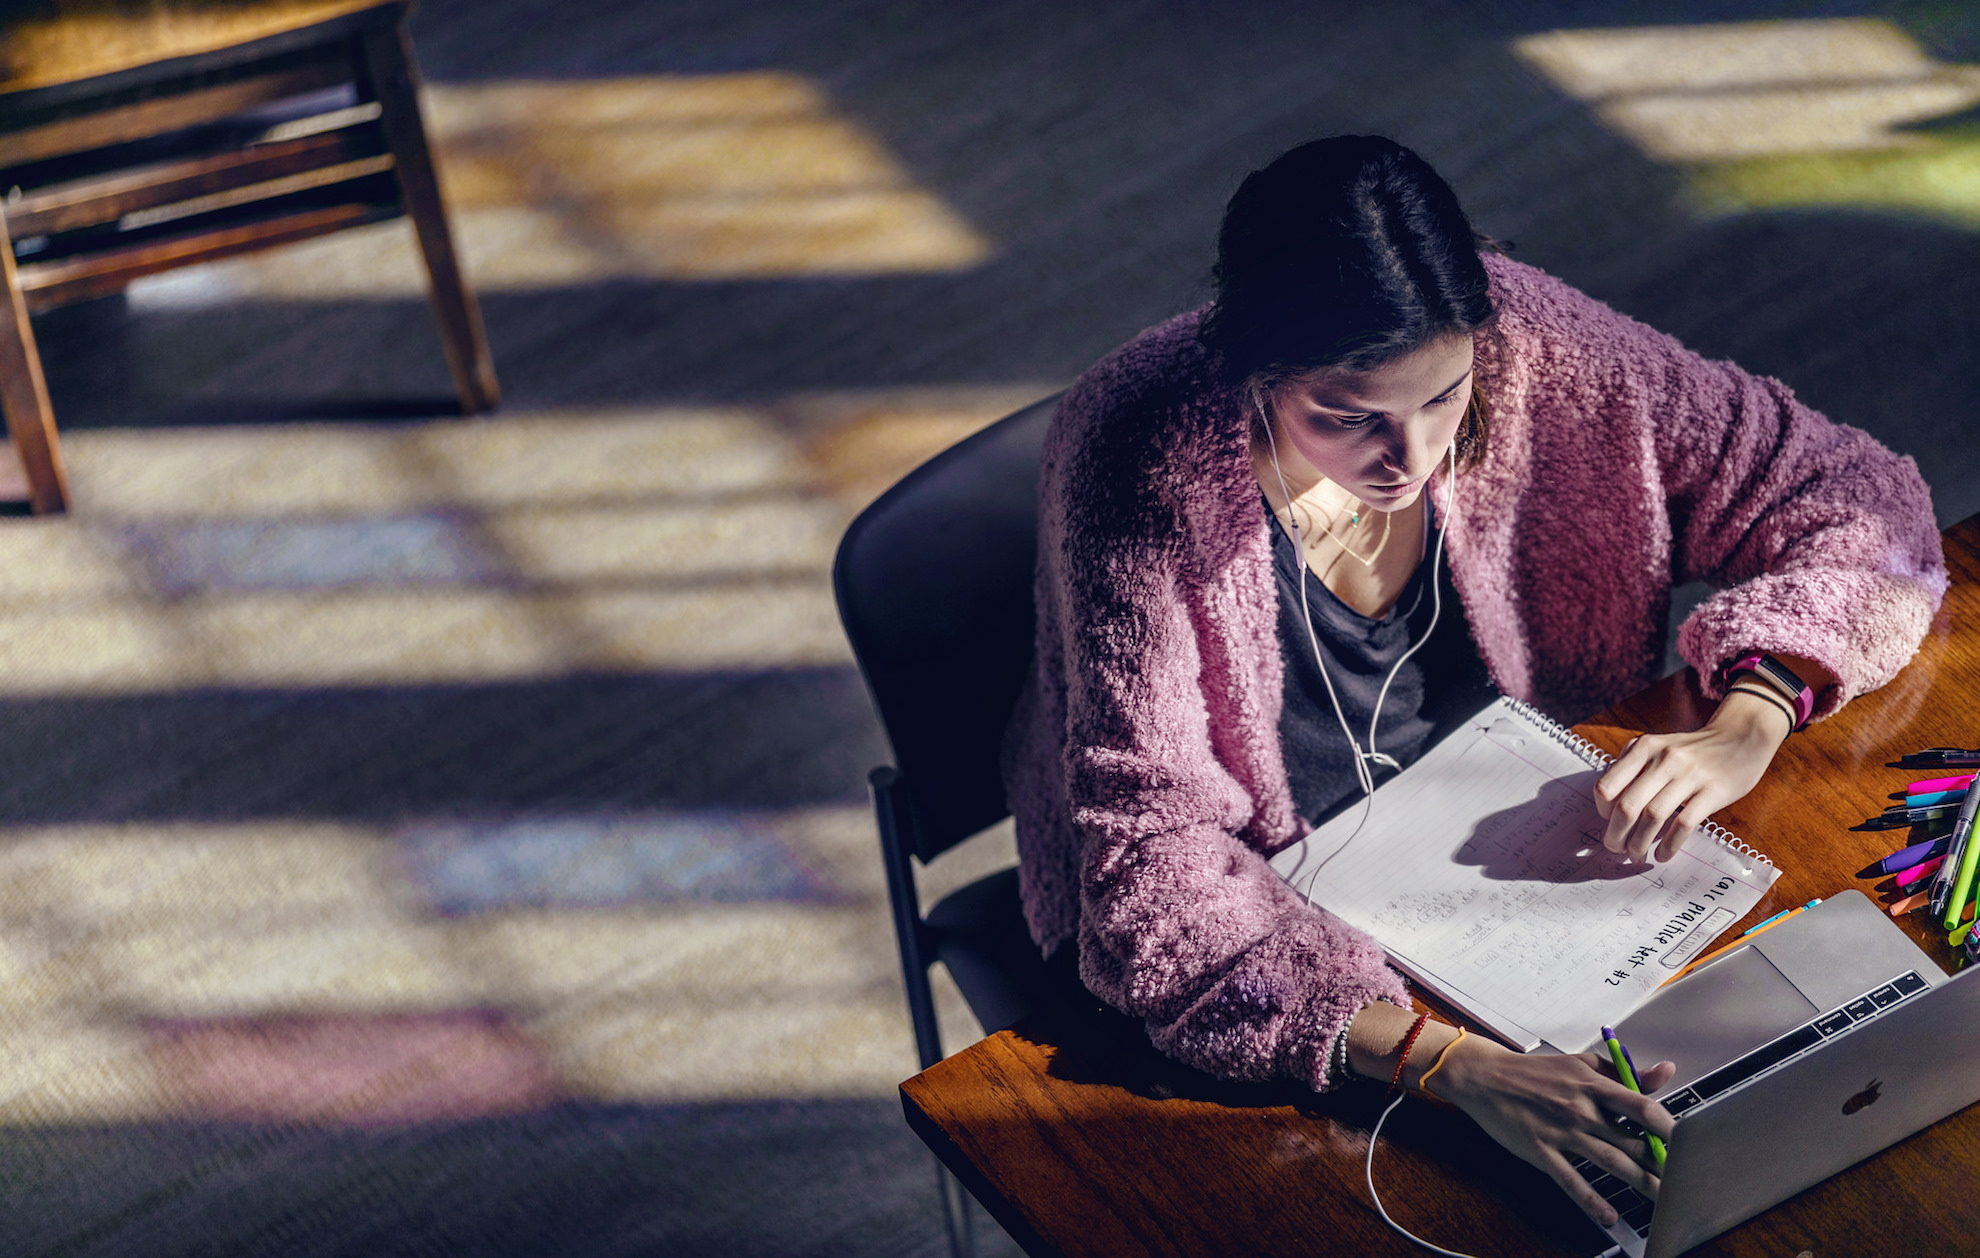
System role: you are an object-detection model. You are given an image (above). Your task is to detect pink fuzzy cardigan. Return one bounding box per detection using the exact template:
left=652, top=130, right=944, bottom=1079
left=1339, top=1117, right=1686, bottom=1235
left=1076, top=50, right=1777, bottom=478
left=1001, top=254, right=1945, bottom=1090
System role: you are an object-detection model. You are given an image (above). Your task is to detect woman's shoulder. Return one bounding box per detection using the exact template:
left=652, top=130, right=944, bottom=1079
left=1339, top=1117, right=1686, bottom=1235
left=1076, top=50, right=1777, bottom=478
left=1045, top=307, right=1256, bottom=556
left=1059, top=306, right=1225, bottom=431
left=1481, top=252, right=1689, bottom=374
left=1050, top=306, right=1241, bottom=489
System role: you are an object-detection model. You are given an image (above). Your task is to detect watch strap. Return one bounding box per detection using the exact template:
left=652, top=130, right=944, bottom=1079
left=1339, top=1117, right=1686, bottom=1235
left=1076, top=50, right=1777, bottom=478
left=1728, top=653, right=1814, bottom=730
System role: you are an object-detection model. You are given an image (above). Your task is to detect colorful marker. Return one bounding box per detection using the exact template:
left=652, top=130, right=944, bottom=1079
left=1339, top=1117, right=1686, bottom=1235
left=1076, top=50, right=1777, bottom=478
left=1895, top=856, right=1946, bottom=890
left=1662, top=900, right=1820, bottom=987
left=1881, top=804, right=1962, bottom=823
left=1900, top=749, right=1980, bottom=770
left=1903, top=789, right=1969, bottom=808
left=1601, top=1027, right=1665, bottom=1171
left=1947, top=800, right=1980, bottom=931
left=1909, top=772, right=1978, bottom=795
left=1856, top=809, right=1960, bottom=832
left=1860, top=837, right=1953, bottom=878
left=1891, top=889, right=1933, bottom=916
left=1947, top=900, right=1979, bottom=947
left=1743, top=899, right=1821, bottom=936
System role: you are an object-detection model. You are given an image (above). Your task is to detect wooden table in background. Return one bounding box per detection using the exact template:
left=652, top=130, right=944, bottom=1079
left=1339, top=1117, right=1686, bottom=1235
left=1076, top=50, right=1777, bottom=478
left=902, top=517, right=1980, bottom=1258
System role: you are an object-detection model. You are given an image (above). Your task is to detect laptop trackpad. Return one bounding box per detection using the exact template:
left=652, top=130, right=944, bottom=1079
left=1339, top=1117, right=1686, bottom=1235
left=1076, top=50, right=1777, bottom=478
left=1609, top=946, right=1817, bottom=1094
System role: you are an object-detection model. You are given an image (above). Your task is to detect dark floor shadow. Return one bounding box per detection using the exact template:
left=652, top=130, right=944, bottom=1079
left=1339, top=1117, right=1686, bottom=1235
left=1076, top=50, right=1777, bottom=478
left=0, top=1097, right=1017, bottom=1258
left=1587, top=208, right=1980, bottom=527
left=0, top=668, right=885, bottom=823
left=69, top=397, right=473, bottom=428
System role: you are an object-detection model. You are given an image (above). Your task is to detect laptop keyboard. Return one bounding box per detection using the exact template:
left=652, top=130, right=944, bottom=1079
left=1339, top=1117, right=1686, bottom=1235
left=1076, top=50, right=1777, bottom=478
left=1564, top=1156, right=1656, bottom=1236
left=1564, top=968, right=1932, bottom=1242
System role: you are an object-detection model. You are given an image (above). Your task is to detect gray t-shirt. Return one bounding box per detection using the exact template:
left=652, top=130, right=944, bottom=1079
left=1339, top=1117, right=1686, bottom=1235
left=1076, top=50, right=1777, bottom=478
left=1268, top=501, right=1496, bottom=824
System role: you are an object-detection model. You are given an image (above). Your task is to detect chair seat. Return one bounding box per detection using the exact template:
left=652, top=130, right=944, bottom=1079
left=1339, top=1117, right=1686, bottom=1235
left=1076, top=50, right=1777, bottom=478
left=925, top=866, right=1074, bottom=1038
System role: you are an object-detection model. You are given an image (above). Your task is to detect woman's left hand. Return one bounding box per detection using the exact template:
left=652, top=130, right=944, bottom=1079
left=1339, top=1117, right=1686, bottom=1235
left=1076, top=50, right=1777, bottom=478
left=1592, top=690, right=1791, bottom=862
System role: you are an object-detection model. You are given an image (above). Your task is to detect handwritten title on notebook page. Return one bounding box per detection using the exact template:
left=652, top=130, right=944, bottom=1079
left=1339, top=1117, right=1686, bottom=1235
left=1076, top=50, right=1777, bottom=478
left=1268, top=700, right=1778, bottom=1053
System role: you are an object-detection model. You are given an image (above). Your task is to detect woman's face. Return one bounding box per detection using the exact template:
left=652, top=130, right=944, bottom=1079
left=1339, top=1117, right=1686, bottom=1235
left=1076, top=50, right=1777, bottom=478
left=1262, top=333, right=1475, bottom=512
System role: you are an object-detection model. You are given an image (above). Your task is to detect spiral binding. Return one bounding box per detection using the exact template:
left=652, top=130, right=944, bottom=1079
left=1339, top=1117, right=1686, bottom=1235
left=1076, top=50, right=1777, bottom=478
left=1501, top=696, right=1614, bottom=769
left=1498, top=696, right=1777, bottom=875
left=1698, top=820, right=1773, bottom=874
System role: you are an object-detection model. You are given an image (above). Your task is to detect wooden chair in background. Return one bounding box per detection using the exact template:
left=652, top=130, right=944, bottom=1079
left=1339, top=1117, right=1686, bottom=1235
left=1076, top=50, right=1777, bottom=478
left=0, top=0, right=498, bottom=514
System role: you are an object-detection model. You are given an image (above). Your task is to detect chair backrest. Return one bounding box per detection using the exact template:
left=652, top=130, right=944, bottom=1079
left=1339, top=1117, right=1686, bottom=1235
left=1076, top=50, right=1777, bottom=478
left=833, top=394, right=1057, bottom=863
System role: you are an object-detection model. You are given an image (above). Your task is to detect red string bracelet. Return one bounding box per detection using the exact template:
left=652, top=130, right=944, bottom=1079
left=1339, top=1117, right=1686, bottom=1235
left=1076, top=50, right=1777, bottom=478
left=1388, top=1011, right=1433, bottom=1098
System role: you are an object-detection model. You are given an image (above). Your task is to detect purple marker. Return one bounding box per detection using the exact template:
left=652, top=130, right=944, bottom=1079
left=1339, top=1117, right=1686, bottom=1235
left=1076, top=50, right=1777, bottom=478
left=1859, top=837, right=1951, bottom=878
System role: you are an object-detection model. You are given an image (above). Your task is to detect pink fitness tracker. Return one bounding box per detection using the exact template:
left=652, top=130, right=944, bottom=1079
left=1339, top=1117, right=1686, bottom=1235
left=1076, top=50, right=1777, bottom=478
left=1727, top=653, right=1814, bottom=731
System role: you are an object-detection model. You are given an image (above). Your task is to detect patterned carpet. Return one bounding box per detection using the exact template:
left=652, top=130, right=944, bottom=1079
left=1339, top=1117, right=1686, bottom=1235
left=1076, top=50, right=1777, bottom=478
left=2, top=1, right=1975, bottom=1254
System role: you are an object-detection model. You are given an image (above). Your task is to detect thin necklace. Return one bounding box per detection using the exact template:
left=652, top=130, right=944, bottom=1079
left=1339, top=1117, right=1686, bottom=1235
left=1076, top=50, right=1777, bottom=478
left=1275, top=495, right=1390, bottom=568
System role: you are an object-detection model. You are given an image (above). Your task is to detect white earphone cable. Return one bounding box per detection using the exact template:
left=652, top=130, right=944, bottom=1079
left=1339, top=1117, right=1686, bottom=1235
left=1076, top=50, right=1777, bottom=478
left=1257, top=395, right=1460, bottom=807
left=1365, top=440, right=1458, bottom=770
left=1261, top=410, right=1379, bottom=797
left=1366, top=1092, right=1485, bottom=1258
left=1264, top=401, right=1487, bottom=1257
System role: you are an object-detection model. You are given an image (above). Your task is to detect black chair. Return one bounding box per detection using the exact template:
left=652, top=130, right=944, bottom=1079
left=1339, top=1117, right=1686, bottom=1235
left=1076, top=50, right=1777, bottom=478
left=833, top=393, right=1066, bottom=1257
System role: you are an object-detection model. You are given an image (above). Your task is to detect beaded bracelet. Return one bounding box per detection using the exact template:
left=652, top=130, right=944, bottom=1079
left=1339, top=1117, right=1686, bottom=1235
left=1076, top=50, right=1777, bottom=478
left=1388, top=1011, right=1433, bottom=1098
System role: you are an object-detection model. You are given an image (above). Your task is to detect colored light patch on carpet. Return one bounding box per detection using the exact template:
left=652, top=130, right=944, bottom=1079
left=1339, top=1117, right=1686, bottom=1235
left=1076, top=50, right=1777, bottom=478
left=399, top=814, right=837, bottom=913
left=120, top=515, right=503, bottom=596
left=148, top=1011, right=562, bottom=1125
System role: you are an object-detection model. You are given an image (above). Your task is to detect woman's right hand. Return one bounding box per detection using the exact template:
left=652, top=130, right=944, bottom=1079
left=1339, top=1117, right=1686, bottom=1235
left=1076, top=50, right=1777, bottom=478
left=1345, top=1004, right=1675, bottom=1228
left=1426, top=1033, right=1676, bottom=1228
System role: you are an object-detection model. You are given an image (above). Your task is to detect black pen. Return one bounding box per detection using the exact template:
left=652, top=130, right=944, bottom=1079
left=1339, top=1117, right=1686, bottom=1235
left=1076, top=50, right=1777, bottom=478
left=1880, top=804, right=1962, bottom=824
left=1898, top=748, right=1980, bottom=769
left=1854, top=813, right=1958, bottom=832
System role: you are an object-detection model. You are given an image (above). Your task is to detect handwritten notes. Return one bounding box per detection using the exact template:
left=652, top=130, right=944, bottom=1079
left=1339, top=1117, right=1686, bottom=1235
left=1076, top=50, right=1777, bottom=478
left=1270, top=700, right=1778, bottom=1051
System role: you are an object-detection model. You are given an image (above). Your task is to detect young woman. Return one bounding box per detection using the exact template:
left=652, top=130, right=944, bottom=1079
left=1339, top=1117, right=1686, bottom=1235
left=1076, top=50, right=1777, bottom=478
left=1001, top=135, right=1944, bottom=1227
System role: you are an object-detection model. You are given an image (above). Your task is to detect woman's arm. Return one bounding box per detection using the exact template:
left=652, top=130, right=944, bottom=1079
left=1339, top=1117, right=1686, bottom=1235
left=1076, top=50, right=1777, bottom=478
left=1500, top=264, right=1945, bottom=859
left=1588, top=344, right=1941, bottom=860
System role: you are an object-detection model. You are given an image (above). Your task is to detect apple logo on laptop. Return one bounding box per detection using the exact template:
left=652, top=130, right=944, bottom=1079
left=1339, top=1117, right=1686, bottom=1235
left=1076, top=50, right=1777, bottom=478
left=1842, top=1078, right=1882, bottom=1115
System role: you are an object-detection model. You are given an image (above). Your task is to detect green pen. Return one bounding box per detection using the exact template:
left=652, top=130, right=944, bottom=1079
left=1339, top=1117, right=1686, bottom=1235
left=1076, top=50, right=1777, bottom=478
left=1601, top=1025, right=1666, bottom=1171
left=1947, top=793, right=1980, bottom=929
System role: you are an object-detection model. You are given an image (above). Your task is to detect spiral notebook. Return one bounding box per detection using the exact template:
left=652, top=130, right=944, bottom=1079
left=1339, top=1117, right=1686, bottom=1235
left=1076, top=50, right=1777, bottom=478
left=1268, top=696, right=1780, bottom=1053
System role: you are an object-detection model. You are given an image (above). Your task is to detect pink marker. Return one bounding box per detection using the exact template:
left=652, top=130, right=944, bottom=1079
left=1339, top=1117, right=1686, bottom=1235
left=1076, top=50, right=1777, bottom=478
left=1896, top=856, right=1946, bottom=889
left=1909, top=772, right=1977, bottom=794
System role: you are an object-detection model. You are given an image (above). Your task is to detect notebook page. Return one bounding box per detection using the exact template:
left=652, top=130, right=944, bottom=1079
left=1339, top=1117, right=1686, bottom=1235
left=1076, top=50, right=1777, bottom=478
left=1269, top=698, right=1779, bottom=1052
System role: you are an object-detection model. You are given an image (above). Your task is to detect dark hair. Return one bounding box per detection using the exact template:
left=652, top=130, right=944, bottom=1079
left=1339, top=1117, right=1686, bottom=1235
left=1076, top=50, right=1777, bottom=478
left=1204, top=136, right=1500, bottom=459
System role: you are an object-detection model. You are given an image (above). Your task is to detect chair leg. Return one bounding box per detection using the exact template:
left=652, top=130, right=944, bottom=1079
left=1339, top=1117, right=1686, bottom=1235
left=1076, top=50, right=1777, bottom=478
left=358, top=16, right=499, bottom=416
left=872, top=769, right=946, bottom=1071
left=0, top=215, right=68, bottom=515
left=936, top=1157, right=977, bottom=1258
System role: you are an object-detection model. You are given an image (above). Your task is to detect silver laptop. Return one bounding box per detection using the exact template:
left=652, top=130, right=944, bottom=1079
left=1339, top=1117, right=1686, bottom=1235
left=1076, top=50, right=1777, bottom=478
left=1562, top=891, right=1980, bottom=1258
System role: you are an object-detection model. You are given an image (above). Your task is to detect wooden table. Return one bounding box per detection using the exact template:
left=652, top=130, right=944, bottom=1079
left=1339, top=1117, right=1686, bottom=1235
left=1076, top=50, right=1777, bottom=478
left=902, top=517, right=1980, bottom=1258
